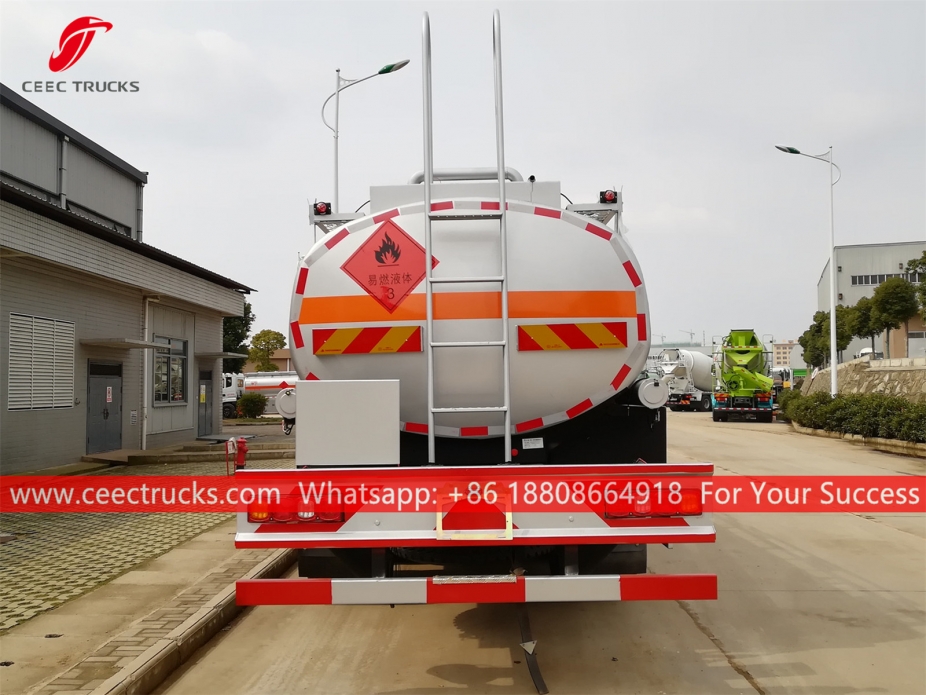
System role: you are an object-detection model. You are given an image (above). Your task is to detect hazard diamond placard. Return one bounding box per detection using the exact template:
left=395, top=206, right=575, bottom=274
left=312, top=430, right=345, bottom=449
left=341, top=219, right=437, bottom=313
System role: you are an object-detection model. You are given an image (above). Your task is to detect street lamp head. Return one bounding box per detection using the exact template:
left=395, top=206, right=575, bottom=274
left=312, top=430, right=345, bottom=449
left=775, top=145, right=801, bottom=154
left=379, top=59, right=410, bottom=74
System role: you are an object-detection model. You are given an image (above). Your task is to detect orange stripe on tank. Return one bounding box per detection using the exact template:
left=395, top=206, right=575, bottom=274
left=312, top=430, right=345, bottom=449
left=299, top=291, right=636, bottom=324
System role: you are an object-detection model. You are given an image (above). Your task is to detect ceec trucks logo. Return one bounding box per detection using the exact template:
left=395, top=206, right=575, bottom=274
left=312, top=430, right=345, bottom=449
left=48, top=16, right=112, bottom=72
left=21, top=16, right=140, bottom=94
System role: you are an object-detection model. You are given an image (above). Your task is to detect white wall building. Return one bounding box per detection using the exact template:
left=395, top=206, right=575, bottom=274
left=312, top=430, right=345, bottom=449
left=817, top=241, right=925, bottom=360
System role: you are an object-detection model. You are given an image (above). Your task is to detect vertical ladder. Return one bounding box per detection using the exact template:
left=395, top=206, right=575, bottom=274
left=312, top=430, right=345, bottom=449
left=421, top=11, right=513, bottom=464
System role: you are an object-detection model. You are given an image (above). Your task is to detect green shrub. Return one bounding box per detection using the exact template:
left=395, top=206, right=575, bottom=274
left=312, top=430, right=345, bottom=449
left=896, top=403, right=926, bottom=443
left=237, top=392, right=268, bottom=418
left=776, top=389, right=802, bottom=422
left=783, top=390, right=925, bottom=443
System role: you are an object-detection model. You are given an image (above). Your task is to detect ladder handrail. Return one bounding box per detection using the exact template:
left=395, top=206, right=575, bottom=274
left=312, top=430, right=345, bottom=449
left=422, top=12, right=436, bottom=463
left=493, top=9, right=513, bottom=462
left=421, top=11, right=513, bottom=464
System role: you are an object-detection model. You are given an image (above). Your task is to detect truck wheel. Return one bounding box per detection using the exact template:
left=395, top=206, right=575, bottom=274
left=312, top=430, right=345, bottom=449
left=712, top=410, right=721, bottom=422
left=759, top=411, right=774, bottom=423
left=222, top=402, right=237, bottom=419
left=700, top=398, right=712, bottom=412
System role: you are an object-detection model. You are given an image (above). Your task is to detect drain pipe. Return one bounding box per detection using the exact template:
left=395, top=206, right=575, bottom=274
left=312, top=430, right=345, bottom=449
left=142, top=296, right=154, bottom=450
left=58, top=136, right=68, bottom=208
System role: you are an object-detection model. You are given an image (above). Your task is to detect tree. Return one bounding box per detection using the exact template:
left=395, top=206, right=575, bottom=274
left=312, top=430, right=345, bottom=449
left=798, top=311, right=827, bottom=368
left=825, top=304, right=855, bottom=362
left=249, top=329, right=286, bottom=372
left=906, top=251, right=926, bottom=321
left=222, top=301, right=255, bottom=373
left=799, top=306, right=854, bottom=368
left=871, top=277, right=919, bottom=358
left=851, top=296, right=881, bottom=354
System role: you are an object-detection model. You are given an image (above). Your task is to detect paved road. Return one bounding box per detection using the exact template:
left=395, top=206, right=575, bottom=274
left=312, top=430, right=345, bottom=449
left=157, top=414, right=925, bottom=694
left=0, top=459, right=294, bottom=631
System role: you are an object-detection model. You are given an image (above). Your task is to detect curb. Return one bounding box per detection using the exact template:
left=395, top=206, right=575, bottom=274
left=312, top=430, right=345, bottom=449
left=789, top=422, right=926, bottom=459
left=88, top=549, right=296, bottom=695
left=123, top=450, right=295, bottom=465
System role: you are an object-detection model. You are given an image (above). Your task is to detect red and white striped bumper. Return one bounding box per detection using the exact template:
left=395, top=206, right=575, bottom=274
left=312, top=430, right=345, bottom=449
left=236, top=573, right=717, bottom=606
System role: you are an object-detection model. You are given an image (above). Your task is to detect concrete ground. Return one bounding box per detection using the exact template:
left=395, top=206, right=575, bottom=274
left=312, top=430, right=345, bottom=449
left=155, top=413, right=925, bottom=695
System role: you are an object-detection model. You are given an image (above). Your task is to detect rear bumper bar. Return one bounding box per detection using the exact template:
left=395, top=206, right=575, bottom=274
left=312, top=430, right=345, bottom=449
left=713, top=406, right=771, bottom=412
left=236, top=573, right=717, bottom=605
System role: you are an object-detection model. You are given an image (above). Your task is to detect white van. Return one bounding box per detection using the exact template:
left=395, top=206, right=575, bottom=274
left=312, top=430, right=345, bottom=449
left=854, top=347, right=884, bottom=360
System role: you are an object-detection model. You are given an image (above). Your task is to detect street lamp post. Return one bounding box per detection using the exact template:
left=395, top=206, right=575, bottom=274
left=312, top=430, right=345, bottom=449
left=321, top=60, right=410, bottom=213
left=775, top=145, right=842, bottom=397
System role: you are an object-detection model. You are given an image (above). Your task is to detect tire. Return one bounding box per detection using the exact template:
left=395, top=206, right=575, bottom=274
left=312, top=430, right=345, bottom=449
left=222, top=402, right=237, bottom=419
left=699, top=397, right=712, bottom=412
left=712, top=410, right=721, bottom=422
left=759, top=411, right=774, bottom=423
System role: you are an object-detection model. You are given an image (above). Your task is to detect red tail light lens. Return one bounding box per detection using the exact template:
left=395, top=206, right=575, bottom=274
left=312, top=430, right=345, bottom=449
left=680, top=489, right=703, bottom=516
left=603, top=497, right=632, bottom=518
left=316, top=491, right=344, bottom=522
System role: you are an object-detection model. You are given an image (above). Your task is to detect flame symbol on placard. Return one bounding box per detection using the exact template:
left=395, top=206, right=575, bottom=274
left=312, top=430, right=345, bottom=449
left=374, top=232, right=401, bottom=264
left=49, top=17, right=113, bottom=73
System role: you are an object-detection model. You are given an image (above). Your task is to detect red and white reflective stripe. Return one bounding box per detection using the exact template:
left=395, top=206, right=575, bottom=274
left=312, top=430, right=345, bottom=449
left=715, top=407, right=769, bottom=411
left=236, top=573, right=718, bottom=606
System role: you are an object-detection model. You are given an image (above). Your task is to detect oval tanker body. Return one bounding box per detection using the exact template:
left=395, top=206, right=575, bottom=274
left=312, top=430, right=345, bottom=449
left=290, top=178, right=651, bottom=445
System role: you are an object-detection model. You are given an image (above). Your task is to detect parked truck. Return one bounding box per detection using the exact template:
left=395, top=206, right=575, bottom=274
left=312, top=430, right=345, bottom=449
left=234, top=13, right=715, bottom=684
left=711, top=329, right=775, bottom=422
left=656, top=348, right=713, bottom=412
left=221, top=373, right=244, bottom=419
left=242, top=371, right=299, bottom=415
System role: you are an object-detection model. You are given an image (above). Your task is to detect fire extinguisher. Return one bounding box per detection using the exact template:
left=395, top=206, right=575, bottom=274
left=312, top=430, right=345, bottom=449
left=235, top=437, right=249, bottom=469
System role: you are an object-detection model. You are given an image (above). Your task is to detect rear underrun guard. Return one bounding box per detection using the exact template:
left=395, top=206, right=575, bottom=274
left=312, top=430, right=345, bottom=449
left=236, top=573, right=718, bottom=605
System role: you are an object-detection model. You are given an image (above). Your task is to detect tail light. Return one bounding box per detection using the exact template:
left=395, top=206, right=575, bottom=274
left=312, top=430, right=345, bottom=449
left=247, top=502, right=269, bottom=523
left=313, top=201, right=331, bottom=215
left=606, top=487, right=703, bottom=518
left=603, top=497, right=632, bottom=518
left=297, top=500, right=315, bottom=521
left=316, top=497, right=344, bottom=522
left=599, top=189, right=617, bottom=204
left=680, top=489, right=703, bottom=516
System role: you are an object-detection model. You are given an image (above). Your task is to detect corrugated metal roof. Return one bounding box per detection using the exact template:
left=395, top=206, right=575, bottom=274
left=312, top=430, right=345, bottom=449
left=1, top=180, right=254, bottom=293
left=1, top=83, right=147, bottom=184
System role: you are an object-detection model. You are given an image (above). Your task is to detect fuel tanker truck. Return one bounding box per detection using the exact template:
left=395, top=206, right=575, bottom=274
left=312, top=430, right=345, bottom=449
left=711, top=329, right=775, bottom=423
left=656, top=348, right=714, bottom=411
left=234, top=14, right=716, bottom=665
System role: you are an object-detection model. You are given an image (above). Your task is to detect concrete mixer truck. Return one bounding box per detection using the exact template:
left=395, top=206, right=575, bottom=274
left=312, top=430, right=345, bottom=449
left=656, top=348, right=713, bottom=411
left=711, top=329, right=775, bottom=423
left=234, top=13, right=715, bottom=644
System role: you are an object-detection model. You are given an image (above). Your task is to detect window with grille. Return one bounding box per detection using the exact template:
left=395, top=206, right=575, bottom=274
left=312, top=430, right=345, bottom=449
left=8, top=313, right=75, bottom=410
left=153, top=335, right=187, bottom=404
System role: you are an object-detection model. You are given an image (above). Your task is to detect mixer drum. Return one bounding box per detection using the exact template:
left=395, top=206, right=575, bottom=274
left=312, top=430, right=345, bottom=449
left=289, top=198, right=651, bottom=437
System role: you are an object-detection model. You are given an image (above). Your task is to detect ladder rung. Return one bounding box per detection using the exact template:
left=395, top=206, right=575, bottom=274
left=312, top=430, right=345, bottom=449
left=431, top=340, right=506, bottom=348
left=430, top=276, right=504, bottom=284
left=432, top=406, right=508, bottom=413
left=429, top=212, right=503, bottom=221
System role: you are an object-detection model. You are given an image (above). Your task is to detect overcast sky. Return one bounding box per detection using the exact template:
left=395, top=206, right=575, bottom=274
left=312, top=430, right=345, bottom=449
left=2, top=1, right=924, bottom=347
